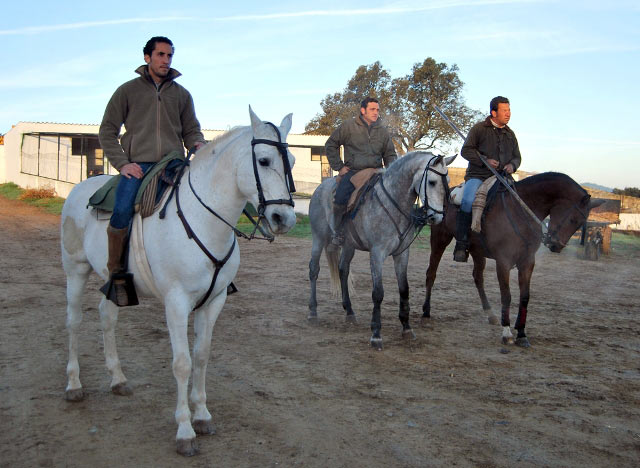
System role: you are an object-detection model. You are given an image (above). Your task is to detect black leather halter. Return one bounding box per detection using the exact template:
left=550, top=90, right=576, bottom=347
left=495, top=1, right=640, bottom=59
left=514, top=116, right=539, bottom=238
left=543, top=196, right=590, bottom=248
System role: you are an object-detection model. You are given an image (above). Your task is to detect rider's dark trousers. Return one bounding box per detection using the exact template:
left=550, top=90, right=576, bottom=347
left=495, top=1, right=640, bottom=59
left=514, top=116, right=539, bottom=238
left=334, top=169, right=357, bottom=206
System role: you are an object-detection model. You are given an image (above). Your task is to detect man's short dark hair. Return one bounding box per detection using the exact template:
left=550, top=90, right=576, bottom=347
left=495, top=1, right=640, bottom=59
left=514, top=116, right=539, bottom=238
left=490, top=96, right=510, bottom=113
left=360, top=97, right=379, bottom=110
left=143, top=36, right=174, bottom=57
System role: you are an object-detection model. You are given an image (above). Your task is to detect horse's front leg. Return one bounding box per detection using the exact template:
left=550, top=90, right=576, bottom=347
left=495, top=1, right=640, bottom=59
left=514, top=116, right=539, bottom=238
left=469, top=249, right=497, bottom=324
left=514, top=260, right=535, bottom=348
left=164, top=292, right=198, bottom=456
left=98, top=297, right=132, bottom=396
left=393, top=249, right=415, bottom=340
left=64, top=264, right=91, bottom=401
left=422, top=223, right=451, bottom=324
left=191, top=290, right=227, bottom=437
left=339, top=246, right=357, bottom=323
left=369, top=249, right=386, bottom=350
left=496, top=261, right=514, bottom=345
left=308, top=235, right=324, bottom=322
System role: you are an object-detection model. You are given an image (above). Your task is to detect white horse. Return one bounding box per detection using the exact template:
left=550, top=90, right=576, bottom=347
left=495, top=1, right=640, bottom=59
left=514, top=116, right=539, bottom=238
left=60, top=107, right=297, bottom=456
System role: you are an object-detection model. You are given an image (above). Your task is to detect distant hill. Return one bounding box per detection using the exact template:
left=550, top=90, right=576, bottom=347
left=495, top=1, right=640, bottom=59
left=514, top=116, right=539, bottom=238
left=582, top=182, right=613, bottom=193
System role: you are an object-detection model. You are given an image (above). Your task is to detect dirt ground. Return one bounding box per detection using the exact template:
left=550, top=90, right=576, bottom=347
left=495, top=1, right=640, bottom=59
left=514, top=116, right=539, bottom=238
left=1, top=195, right=639, bottom=468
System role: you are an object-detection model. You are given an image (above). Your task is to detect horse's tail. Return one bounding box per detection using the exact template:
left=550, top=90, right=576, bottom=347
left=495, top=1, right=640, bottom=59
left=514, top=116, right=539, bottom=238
left=325, top=244, right=355, bottom=299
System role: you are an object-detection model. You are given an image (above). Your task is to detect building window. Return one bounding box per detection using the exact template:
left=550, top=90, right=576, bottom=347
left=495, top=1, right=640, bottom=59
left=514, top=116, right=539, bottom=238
left=311, top=146, right=333, bottom=181
left=20, top=132, right=107, bottom=183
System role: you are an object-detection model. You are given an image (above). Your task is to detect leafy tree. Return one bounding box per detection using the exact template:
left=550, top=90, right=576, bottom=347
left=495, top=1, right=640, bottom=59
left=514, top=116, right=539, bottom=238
left=305, top=58, right=482, bottom=154
left=613, top=187, right=640, bottom=198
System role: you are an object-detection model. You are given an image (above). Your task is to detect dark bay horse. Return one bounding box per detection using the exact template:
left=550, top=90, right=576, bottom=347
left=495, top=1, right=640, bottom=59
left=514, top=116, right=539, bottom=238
left=308, top=152, right=456, bottom=349
left=422, top=172, right=605, bottom=347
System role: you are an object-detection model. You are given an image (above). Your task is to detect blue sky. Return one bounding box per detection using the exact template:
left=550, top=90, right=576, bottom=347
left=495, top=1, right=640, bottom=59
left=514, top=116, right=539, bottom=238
left=2, top=0, right=638, bottom=189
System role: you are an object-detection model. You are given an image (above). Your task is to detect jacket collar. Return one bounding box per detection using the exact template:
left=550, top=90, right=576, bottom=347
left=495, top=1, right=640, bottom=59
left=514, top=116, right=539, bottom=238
left=357, top=114, right=380, bottom=129
left=483, top=115, right=510, bottom=131
left=135, top=64, right=182, bottom=86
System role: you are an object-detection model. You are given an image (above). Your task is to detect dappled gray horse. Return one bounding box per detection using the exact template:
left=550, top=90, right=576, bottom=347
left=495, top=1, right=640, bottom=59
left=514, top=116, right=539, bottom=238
left=308, top=152, right=456, bottom=349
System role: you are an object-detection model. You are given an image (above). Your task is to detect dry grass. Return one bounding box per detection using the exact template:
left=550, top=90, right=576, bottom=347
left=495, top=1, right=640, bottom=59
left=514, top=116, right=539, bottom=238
left=18, top=186, right=57, bottom=200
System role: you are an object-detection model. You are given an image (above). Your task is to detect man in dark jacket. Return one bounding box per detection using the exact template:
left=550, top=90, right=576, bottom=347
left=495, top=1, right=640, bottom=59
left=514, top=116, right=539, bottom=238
left=325, top=97, right=397, bottom=245
left=98, top=36, right=206, bottom=304
left=454, top=96, right=522, bottom=262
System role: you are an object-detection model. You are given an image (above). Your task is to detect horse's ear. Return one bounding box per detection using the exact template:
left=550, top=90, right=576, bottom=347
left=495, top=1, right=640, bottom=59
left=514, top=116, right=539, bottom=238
left=249, top=105, right=262, bottom=132
left=279, top=113, right=293, bottom=137
left=444, top=154, right=457, bottom=166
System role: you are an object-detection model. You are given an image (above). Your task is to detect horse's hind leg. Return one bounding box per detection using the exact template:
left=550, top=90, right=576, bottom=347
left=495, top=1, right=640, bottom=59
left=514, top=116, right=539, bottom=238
left=394, top=250, right=415, bottom=340
left=369, top=249, right=386, bottom=350
left=64, top=263, right=91, bottom=401
left=496, top=261, right=514, bottom=345
left=98, top=297, right=131, bottom=395
left=191, top=292, right=226, bottom=437
left=469, top=249, right=497, bottom=325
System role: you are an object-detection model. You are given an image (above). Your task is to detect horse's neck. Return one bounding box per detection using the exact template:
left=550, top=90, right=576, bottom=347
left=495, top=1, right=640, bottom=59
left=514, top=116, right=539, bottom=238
left=379, top=165, right=417, bottom=210
left=517, top=177, right=572, bottom=219
left=182, top=148, right=246, bottom=241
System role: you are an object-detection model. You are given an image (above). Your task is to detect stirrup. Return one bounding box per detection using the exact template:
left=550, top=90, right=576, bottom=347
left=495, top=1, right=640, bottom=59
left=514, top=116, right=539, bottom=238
left=100, top=272, right=139, bottom=307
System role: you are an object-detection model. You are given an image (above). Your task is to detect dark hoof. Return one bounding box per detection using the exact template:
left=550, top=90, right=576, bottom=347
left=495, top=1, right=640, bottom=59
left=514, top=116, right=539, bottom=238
left=502, top=336, right=515, bottom=345
left=111, top=382, right=133, bottom=396
left=345, top=314, right=357, bottom=324
left=515, top=337, right=531, bottom=348
left=370, top=337, right=383, bottom=350
left=193, top=419, right=216, bottom=435
left=176, top=438, right=198, bottom=457
left=419, top=316, right=430, bottom=327
left=307, top=315, right=319, bottom=325
left=65, top=388, right=84, bottom=402
left=402, top=329, right=417, bottom=341
left=488, top=314, right=500, bottom=325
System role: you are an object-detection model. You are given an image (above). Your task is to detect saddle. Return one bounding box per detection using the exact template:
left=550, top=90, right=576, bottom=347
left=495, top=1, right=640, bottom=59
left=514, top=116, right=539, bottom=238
left=334, top=168, right=383, bottom=217
left=87, top=151, right=187, bottom=217
left=450, top=176, right=499, bottom=232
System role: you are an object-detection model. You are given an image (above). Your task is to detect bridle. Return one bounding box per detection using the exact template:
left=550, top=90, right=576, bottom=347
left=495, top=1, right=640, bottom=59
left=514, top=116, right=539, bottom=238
left=543, top=197, right=590, bottom=249
left=165, top=122, right=296, bottom=309
left=411, top=155, right=450, bottom=226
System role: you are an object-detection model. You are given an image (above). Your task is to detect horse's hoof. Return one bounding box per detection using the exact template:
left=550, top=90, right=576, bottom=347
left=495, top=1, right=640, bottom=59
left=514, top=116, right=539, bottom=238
left=65, top=388, right=84, bottom=402
left=307, top=315, right=319, bottom=325
left=193, top=419, right=216, bottom=436
left=345, top=314, right=357, bottom=324
left=502, top=336, right=515, bottom=345
left=419, top=316, right=430, bottom=327
left=515, top=337, right=531, bottom=348
left=176, top=438, right=199, bottom=457
left=402, top=329, right=417, bottom=341
left=488, top=314, right=500, bottom=325
left=370, top=337, right=383, bottom=350
left=111, top=382, right=133, bottom=396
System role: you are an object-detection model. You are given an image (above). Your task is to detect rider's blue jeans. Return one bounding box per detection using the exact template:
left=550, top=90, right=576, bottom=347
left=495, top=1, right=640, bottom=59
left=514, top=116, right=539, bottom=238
left=460, top=178, right=483, bottom=214
left=110, top=163, right=154, bottom=229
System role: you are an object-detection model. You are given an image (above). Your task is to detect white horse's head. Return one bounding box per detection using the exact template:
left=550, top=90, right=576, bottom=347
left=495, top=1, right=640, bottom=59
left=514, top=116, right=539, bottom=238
left=412, top=153, right=456, bottom=225
left=236, top=106, right=297, bottom=235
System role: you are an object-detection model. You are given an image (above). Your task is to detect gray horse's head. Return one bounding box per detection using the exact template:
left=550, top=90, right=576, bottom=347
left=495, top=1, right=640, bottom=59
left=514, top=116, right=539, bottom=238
left=409, top=152, right=456, bottom=225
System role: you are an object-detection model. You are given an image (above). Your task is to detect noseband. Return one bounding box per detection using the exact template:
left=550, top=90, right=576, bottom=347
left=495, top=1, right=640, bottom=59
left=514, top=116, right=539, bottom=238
left=250, top=122, right=296, bottom=217
left=543, top=199, right=589, bottom=248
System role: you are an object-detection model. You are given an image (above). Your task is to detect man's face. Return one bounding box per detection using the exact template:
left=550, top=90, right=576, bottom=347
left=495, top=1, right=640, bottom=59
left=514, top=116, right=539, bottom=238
left=144, top=42, right=173, bottom=83
left=491, top=102, right=511, bottom=127
left=360, top=102, right=380, bottom=125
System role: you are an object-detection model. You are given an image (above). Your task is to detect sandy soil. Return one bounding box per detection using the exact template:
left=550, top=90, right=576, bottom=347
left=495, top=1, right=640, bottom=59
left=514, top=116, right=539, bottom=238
left=1, top=195, right=639, bottom=468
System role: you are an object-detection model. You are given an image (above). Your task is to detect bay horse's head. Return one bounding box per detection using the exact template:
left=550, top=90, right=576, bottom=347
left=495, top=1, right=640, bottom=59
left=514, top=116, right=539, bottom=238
left=412, top=153, right=457, bottom=225
left=545, top=194, right=605, bottom=252
left=237, top=106, right=297, bottom=235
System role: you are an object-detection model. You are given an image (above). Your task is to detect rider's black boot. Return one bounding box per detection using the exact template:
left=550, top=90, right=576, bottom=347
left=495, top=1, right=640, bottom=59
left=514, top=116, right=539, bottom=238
left=453, top=210, right=472, bottom=262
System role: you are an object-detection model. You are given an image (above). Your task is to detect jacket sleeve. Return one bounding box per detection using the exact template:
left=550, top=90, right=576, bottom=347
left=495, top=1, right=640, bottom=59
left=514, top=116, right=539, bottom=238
left=382, top=132, right=397, bottom=168
left=460, top=124, right=484, bottom=166
left=180, top=92, right=206, bottom=150
left=98, top=87, right=129, bottom=171
left=508, top=131, right=522, bottom=172
left=325, top=125, right=345, bottom=171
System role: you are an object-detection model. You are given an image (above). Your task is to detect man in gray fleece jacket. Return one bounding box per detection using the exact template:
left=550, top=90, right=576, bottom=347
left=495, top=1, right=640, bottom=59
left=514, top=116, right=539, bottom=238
left=98, top=36, right=206, bottom=305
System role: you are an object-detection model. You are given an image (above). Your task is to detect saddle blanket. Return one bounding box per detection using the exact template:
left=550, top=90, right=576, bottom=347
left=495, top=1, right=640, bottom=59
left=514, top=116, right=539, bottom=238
left=450, top=176, right=497, bottom=232
left=335, top=168, right=383, bottom=212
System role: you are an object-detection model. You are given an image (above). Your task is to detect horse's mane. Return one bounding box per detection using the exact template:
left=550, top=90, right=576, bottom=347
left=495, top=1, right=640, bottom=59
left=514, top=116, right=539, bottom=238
left=199, top=126, right=251, bottom=157
left=516, top=171, right=588, bottom=196
left=384, top=151, right=436, bottom=180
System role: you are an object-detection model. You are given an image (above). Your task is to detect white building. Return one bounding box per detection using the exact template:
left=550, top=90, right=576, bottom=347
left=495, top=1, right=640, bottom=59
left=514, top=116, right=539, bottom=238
left=0, top=122, right=332, bottom=200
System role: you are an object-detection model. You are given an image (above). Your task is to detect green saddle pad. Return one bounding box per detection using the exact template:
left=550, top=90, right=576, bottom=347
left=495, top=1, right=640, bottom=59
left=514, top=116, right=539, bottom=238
left=87, top=151, right=186, bottom=212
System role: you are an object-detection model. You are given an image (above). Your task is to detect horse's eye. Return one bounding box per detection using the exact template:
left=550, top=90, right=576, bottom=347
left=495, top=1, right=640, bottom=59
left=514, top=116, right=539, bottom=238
left=259, top=158, right=269, bottom=167
left=428, top=180, right=437, bottom=187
